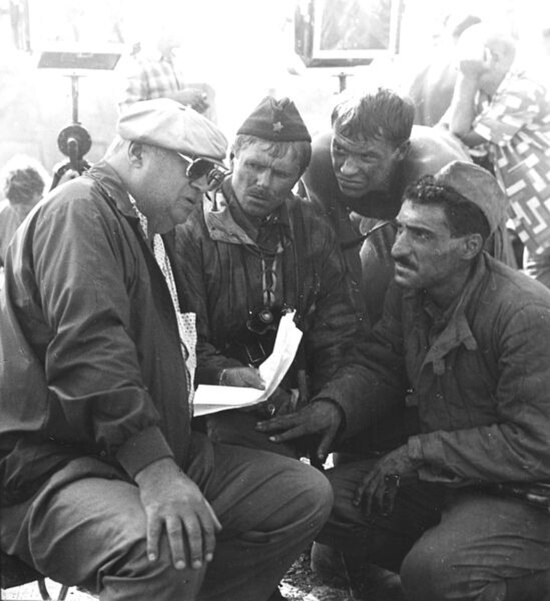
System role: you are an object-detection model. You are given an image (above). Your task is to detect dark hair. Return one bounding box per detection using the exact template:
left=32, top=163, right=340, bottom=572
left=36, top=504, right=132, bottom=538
left=2, top=158, right=46, bottom=206
left=331, top=88, right=415, bottom=148
left=403, top=174, right=490, bottom=242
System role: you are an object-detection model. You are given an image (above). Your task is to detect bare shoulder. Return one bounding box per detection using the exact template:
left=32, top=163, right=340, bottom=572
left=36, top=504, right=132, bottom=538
left=404, top=125, right=470, bottom=182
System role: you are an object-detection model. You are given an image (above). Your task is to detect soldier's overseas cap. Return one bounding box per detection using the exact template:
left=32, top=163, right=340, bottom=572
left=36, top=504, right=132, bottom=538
left=117, top=98, right=227, bottom=161
left=236, top=96, right=311, bottom=142
left=434, top=160, right=507, bottom=233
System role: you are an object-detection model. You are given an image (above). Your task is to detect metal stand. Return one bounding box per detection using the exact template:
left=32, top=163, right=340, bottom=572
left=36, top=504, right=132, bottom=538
left=51, top=73, right=92, bottom=189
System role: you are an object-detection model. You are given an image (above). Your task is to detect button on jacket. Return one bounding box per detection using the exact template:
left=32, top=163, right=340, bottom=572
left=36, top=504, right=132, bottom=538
left=322, top=253, right=550, bottom=485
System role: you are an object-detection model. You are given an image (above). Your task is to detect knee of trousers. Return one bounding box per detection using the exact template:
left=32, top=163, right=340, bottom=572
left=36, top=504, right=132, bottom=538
left=287, top=465, right=333, bottom=532
left=98, top=530, right=204, bottom=598
left=92, top=514, right=196, bottom=593
left=400, top=539, right=462, bottom=601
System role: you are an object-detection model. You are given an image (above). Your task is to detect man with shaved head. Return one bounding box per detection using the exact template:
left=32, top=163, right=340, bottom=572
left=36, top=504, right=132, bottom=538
left=448, top=23, right=550, bottom=287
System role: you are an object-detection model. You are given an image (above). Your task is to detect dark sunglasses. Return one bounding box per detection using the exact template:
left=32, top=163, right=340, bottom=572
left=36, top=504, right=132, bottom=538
left=177, top=153, right=228, bottom=191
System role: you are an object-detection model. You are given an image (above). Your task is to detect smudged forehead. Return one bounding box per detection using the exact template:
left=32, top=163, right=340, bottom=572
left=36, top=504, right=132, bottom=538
left=397, top=199, right=451, bottom=234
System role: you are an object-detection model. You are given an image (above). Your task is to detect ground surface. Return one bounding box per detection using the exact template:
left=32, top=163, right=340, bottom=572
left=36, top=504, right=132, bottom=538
left=1, top=550, right=350, bottom=601
left=281, top=549, right=351, bottom=601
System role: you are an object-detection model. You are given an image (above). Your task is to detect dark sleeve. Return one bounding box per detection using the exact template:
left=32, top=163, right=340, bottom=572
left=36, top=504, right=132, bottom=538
left=301, top=131, right=341, bottom=219
left=301, top=211, right=364, bottom=394
left=174, top=221, right=242, bottom=385
left=314, top=281, right=409, bottom=439
left=33, top=192, right=172, bottom=478
left=409, top=300, right=550, bottom=483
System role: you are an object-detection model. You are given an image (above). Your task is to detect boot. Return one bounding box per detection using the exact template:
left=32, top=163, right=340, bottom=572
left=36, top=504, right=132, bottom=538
left=342, top=553, right=405, bottom=601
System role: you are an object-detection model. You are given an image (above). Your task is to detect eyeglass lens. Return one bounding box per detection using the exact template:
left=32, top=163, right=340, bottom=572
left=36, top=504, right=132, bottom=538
left=186, top=158, right=226, bottom=191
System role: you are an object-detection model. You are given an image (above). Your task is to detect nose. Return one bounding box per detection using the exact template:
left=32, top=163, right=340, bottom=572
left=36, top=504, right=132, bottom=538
left=339, top=155, right=359, bottom=176
left=255, top=168, right=271, bottom=188
left=391, top=228, right=410, bottom=260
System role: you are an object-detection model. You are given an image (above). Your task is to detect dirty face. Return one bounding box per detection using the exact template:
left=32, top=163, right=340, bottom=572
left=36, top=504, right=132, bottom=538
left=231, top=140, right=301, bottom=219
left=330, top=131, right=403, bottom=199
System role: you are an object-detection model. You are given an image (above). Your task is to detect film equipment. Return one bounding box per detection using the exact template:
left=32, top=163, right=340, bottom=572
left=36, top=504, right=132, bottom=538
left=37, top=48, right=122, bottom=187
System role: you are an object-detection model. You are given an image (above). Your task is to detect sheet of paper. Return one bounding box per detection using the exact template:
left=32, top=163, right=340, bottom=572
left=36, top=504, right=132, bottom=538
left=193, top=311, right=303, bottom=417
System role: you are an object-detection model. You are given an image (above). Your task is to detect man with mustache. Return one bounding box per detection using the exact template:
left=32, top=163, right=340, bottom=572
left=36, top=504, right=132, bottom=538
left=302, top=87, right=513, bottom=327
left=259, top=161, right=550, bottom=600
left=0, top=99, right=333, bottom=601
left=175, top=96, right=358, bottom=461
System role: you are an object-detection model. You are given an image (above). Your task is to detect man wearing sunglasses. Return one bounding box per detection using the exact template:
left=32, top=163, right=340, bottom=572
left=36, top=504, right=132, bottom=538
left=0, top=98, right=333, bottom=601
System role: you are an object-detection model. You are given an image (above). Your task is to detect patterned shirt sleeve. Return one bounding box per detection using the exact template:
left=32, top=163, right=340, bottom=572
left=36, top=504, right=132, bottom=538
left=473, top=75, right=543, bottom=146
left=119, top=58, right=147, bottom=111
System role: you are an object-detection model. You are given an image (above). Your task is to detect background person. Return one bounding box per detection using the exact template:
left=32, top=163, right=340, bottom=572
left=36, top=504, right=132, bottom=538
left=118, top=21, right=213, bottom=118
left=0, top=154, right=48, bottom=267
left=447, top=23, right=550, bottom=287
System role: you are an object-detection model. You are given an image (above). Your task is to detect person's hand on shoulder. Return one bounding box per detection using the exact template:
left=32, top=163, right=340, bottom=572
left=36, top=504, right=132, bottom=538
left=135, top=457, right=221, bottom=570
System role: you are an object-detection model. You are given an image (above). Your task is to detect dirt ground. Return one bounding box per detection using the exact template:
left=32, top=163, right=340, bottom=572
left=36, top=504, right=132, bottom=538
left=281, top=548, right=351, bottom=601
left=2, top=547, right=403, bottom=601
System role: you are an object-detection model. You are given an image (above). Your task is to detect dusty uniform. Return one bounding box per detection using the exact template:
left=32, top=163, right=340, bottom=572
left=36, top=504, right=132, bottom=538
left=175, top=180, right=358, bottom=455
left=318, top=254, right=550, bottom=600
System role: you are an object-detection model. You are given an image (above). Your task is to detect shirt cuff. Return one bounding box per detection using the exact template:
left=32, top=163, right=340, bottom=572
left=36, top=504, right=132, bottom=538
left=116, top=426, right=174, bottom=479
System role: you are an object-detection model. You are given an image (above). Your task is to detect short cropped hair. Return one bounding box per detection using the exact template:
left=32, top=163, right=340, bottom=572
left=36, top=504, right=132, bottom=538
left=331, top=88, right=415, bottom=148
left=403, top=174, right=490, bottom=243
left=1, top=155, right=48, bottom=206
left=232, top=134, right=312, bottom=175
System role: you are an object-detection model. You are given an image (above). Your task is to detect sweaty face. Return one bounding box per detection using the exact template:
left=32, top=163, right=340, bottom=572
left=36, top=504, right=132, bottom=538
left=391, top=200, right=464, bottom=292
left=231, top=142, right=301, bottom=219
left=330, top=131, right=401, bottom=199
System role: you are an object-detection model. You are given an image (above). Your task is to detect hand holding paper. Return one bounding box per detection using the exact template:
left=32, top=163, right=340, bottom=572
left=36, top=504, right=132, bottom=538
left=193, top=311, right=302, bottom=417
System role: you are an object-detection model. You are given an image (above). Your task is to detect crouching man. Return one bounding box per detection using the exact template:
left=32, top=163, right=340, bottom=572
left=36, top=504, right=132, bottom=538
left=258, top=161, right=550, bottom=600
left=0, top=98, right=332, bottom=601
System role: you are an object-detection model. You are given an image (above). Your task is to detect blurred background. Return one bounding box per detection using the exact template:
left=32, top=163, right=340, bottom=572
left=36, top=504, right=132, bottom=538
left=0, top=0, right=549, bottom=175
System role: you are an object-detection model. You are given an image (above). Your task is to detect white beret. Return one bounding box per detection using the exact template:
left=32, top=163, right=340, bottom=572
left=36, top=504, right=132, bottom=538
left=117, top=98, right=227, bottom=161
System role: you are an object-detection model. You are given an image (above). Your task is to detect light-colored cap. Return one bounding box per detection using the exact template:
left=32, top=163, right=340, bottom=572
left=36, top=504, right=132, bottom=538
left=117, top=98, right=227, bottom=161
left=434, top=161, right=507, bottom=233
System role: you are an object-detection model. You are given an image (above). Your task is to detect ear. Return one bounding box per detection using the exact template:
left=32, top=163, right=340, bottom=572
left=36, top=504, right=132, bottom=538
left=128, top=141, right=145, bottom=167
left=461, top=233, right=484, bottom=260
left=395, top=140, right=411, bottom=161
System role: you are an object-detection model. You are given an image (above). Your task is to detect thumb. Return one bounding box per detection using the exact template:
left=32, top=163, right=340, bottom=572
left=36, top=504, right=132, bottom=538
left=242, top=368, right=265, bottom=389
left=316, top=428, right=335, bottom=464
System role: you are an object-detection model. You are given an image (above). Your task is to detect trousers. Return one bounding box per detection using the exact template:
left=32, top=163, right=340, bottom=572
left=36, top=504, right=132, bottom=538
left=318, top=459, right=550, bottom=601
left=0, top=434, right=333, bottom=601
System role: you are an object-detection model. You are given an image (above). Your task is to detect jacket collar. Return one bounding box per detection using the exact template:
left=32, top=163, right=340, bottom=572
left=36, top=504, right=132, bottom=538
left=85, top=161, right=138, bottom=223
left=406, top=255, right=488, bottom=374
left=203, top=179, right=291, bottom=246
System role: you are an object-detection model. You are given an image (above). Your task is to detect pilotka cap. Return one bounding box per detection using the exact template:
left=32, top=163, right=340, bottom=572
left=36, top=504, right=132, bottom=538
left=434, top=161, right=507, bottom=234
left=236, top=96, right=311, bottom=142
